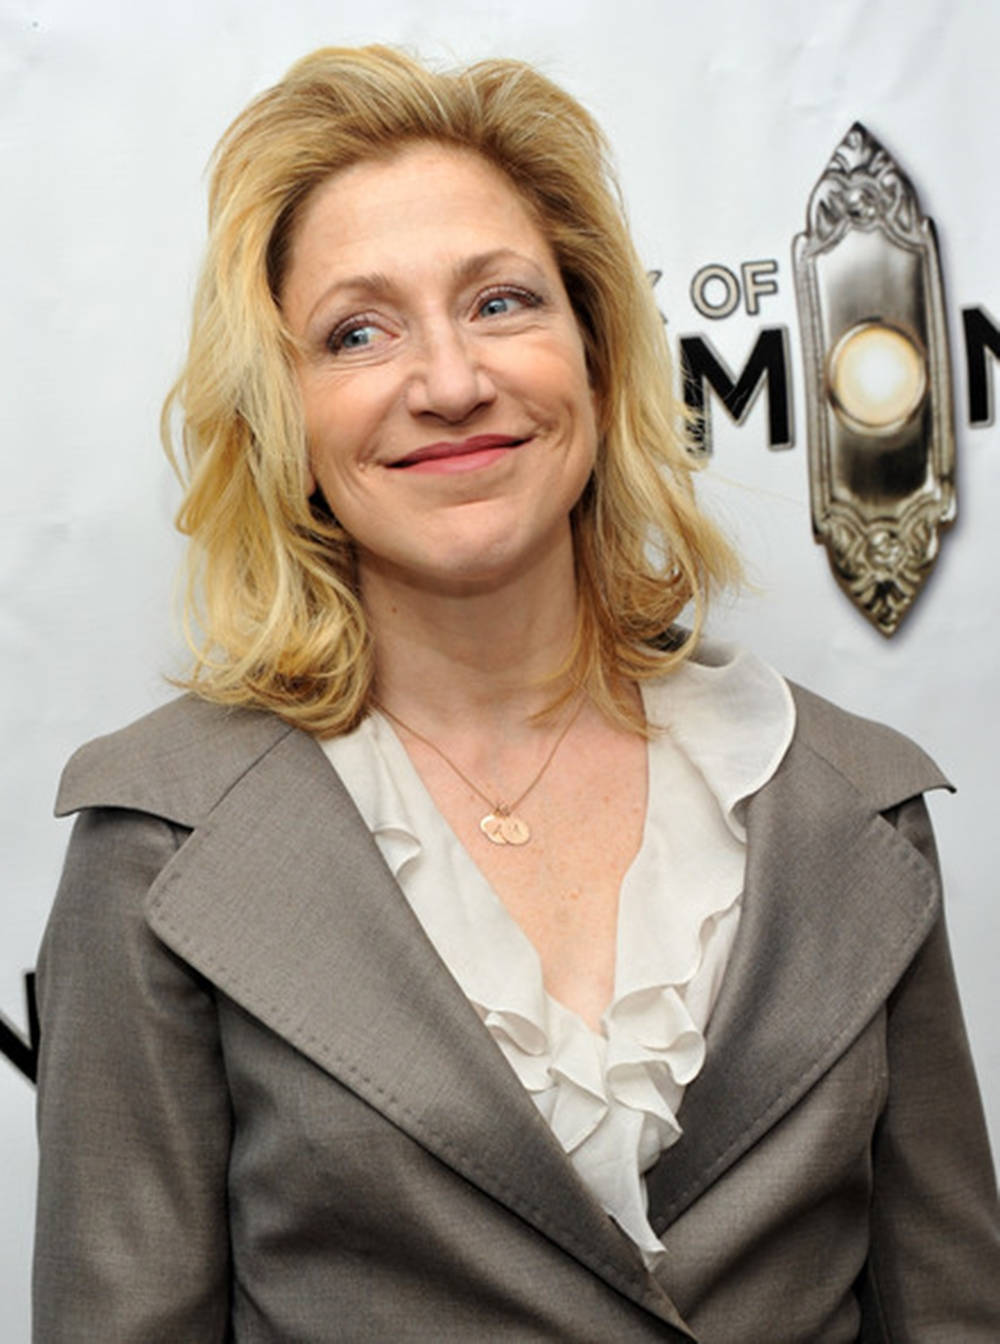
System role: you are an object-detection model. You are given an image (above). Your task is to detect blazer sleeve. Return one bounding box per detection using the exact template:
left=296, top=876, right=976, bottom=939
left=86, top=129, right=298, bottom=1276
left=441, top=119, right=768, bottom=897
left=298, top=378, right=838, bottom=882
left=33, top=807, right=233, bottom=1343
left=860, top=796, right=1000, bottom=1341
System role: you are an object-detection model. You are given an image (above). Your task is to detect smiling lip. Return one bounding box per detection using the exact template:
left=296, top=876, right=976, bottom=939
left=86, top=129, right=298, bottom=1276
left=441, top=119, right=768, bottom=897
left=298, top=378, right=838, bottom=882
left=389, top=434, right=528, bottom=473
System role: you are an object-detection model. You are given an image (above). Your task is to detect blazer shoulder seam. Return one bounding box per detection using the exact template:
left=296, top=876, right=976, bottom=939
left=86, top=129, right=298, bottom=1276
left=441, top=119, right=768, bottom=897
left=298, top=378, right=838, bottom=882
left=786, top=681, right=951, bottom=808
left=55, top=695, right=298, bottom=827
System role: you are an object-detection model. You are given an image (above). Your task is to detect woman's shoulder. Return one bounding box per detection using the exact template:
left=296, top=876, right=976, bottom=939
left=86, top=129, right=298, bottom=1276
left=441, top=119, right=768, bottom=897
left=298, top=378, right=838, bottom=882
left=675, top=634, right=950, bottom=810
left=784, top=679, right=950, bottom=809
left=55, top=694, right=296, bottom=827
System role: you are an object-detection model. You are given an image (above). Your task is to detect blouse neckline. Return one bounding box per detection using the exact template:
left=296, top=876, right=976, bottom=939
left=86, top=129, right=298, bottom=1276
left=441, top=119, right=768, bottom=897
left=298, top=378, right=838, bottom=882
left=320, top=640, right=794, bottom=1263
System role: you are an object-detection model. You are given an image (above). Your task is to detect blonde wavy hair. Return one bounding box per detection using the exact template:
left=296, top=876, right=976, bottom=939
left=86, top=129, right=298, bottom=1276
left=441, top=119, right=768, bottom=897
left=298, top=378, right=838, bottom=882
left=165, top=44, right=738, bottom=737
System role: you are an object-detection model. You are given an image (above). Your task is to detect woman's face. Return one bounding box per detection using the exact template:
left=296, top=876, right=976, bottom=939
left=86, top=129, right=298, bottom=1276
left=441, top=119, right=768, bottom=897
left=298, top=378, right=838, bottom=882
left=281, top=142, right=598, bottom=596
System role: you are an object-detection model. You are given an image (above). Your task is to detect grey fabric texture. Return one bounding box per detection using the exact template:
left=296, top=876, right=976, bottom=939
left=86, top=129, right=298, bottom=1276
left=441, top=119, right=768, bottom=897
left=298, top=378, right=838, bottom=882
left=32, top=686, right=1000, bottom=1342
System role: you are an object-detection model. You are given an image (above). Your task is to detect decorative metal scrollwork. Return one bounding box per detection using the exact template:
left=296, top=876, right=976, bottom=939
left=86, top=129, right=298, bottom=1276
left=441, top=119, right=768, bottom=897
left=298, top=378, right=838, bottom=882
left=793, top=123, right=955, bottom=635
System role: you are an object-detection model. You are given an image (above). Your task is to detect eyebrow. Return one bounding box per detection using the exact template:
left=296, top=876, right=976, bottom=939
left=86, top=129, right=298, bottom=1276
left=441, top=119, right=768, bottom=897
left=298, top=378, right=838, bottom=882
left=303, top=272, right=393, bottom=328
left=303, top=249, right=547, bottom=328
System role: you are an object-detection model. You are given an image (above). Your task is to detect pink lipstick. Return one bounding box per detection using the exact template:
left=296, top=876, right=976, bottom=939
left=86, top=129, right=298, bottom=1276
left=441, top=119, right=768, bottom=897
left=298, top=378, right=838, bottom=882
left=390, top=434, right=526, bottom=474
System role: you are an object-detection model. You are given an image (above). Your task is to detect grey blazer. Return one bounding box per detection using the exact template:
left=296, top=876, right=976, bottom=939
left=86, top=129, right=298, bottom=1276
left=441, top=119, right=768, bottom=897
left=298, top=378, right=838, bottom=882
left=33, top=684, right=1000, bottom=1342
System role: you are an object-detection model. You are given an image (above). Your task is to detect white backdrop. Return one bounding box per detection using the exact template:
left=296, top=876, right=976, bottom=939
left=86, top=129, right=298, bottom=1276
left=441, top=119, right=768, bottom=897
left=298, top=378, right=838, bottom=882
left=4, top=1, right=998, bottom=1335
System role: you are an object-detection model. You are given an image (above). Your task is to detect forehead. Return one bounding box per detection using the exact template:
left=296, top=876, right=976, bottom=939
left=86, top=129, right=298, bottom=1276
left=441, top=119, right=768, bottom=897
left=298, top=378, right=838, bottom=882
left=283, top=143, right=558, bottom=294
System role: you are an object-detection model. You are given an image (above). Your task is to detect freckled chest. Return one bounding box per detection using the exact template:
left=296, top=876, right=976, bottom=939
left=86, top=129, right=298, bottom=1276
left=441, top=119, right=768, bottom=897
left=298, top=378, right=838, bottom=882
left=401, top=717, right=648, bottom=1031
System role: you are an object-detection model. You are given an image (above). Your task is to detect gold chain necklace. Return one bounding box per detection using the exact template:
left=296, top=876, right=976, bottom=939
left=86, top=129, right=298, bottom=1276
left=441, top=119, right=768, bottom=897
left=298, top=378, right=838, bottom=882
left=375, top=696, right=584, bottom=846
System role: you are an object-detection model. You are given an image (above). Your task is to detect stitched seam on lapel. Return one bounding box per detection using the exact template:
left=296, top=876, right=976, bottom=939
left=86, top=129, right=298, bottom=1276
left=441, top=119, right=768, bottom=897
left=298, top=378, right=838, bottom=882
left=651, top=816, right=940, bottom=1231
left=149, top=877, right=658, bottom=1302
left=145, top=732, right=690, bottom=1328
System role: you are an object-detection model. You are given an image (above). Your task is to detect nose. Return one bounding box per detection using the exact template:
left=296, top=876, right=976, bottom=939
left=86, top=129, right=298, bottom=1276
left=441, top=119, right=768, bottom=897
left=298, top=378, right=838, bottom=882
left=405, top=321, right=495, bottom=422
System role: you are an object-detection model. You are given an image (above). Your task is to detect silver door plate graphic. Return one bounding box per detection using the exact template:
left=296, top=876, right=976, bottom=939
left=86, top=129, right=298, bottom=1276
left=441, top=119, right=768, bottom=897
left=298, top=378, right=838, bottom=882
left=793, top=123, right=955, bottom=635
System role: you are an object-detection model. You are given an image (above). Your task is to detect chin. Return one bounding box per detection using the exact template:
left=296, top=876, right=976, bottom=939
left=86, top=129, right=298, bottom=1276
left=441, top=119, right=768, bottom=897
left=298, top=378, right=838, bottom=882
left=416, top=551, right=528, bottom=595
left=357, top=504, right=575, bottom=596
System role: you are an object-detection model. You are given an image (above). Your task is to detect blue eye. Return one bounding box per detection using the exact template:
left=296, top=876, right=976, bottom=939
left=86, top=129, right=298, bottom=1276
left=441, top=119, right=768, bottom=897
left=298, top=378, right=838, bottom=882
left=480, top=295, right=516, bottom=317
left=342, top=325, right=377, bottom=348
left=476, top=288, right=539, bottom=319
left=328, top=318, right=387, bottom=354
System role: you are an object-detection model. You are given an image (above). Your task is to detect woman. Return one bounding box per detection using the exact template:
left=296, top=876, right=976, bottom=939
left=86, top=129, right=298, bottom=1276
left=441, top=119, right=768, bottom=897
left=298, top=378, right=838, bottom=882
left=33, top=46, right=1000, bottom=1342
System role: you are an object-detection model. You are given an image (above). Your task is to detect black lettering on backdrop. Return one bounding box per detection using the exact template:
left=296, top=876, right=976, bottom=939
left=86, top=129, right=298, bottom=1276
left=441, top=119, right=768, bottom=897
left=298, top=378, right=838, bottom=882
left=690, top=259, right=779, bottom=319
left=963, top=305, right=1000, bottom=426
left=1, top=972, right=39, bottom=1085
left=679, top=327, right=793, bottom=454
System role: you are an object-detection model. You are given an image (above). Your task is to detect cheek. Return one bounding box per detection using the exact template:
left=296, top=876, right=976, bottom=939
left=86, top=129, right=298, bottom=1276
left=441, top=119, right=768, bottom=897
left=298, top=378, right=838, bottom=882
left=301, top=376, right=388, bottom=471
left=299, top=381, right=359, bottom=501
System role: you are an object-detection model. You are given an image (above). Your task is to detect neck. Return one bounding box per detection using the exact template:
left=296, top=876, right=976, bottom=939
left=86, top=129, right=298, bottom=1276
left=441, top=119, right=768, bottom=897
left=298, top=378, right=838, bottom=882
left=361, top=549, right=579, bottom=738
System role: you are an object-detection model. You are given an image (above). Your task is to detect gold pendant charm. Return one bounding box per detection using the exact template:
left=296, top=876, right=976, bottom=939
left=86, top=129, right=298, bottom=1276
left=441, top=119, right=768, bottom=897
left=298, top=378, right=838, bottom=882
left=480, top=811, right=531, bottom=846
left=499, top=814, right=531, bottom=845
left=480, top=813, right=507, bottom=844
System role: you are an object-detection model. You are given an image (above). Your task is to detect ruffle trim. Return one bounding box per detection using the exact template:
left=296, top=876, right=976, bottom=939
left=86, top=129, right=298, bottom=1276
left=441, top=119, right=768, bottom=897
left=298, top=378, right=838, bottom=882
left=320, top=640, right=794, bottom=1265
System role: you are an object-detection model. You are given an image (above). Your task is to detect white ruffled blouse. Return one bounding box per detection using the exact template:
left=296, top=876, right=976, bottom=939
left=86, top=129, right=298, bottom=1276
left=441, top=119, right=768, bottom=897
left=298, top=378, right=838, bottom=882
left=320, top=641, right=794, bottom=1265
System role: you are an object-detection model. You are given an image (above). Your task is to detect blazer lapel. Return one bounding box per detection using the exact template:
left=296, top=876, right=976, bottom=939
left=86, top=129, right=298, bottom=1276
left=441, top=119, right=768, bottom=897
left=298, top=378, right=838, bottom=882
left=644, top=732, right=942, bottom=1231
left=145, top=727, right=694, bottom=1337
